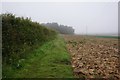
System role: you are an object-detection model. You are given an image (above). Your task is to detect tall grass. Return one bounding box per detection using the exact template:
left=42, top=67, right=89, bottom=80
left=3, top=35, right=74, bottom=78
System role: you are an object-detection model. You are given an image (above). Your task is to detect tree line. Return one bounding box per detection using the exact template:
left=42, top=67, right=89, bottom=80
left=41, top=22, right=75, bottom=34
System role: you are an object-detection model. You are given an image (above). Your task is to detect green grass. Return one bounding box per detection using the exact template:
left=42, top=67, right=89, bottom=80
left=3, top=35, right=74, bottom=78
left=95, top=35, right=120, bottom=39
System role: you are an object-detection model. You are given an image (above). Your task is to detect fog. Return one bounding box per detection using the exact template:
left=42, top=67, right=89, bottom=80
left=2, top=2, right=118, bottom=35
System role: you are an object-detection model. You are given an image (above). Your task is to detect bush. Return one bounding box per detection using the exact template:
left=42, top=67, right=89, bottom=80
left=2, top=13, right=57, bottom=66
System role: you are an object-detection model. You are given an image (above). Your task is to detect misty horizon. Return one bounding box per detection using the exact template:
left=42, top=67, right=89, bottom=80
left=1, top=2, right=118, bottom=36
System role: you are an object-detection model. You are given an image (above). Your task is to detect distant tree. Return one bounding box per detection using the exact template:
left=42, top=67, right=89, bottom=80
left=41, top=22, right=74, bottom=34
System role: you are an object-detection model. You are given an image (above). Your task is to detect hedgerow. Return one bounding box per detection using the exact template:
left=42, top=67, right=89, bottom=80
left=2, top=13, right=57, bottom=67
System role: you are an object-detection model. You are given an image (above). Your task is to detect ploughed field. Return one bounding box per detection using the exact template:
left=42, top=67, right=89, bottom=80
left=63, top=35, right=119, bottom=79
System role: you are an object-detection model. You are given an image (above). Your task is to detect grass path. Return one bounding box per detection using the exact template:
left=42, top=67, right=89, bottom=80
left=5, top=35, right=74, bottom=78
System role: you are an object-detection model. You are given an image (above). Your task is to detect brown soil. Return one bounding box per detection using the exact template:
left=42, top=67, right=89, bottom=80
left=63, top=35, right=120, bottom=79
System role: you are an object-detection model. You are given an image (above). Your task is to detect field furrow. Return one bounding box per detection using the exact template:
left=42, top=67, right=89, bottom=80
left=63, top=35, right=119, bottom=79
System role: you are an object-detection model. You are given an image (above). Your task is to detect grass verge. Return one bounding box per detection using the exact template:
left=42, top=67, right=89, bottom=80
left=3, top=35, right=74, bottom=78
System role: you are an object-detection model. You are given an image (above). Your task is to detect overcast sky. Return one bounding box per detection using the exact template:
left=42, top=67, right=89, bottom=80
left=2, top=2, right=118, bottom=35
